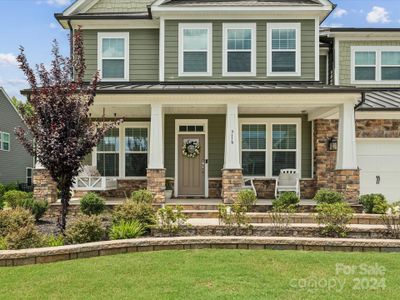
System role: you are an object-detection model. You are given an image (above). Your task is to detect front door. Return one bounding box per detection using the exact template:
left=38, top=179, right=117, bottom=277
left=178, top=134, right=205, bottom=196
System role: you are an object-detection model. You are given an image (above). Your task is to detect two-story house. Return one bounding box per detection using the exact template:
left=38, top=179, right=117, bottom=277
left=38, top=0, right=399, bottom=204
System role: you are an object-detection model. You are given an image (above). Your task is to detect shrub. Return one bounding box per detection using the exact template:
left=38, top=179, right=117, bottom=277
left=65, top=215, right=105, bottom=244
left=0, top=207, right=34, bottom=237
left=218, top=203, right=249, bottom=228
left=4, top=225, right=44, bottom=250
left=268, top=204, right=297, bottom=231
left=44, top=235, right=65, bottom=247
left=237, top=189, right=257, bottom=210
left=359, top=194, right=389, bottom=214
left=273, top=192, right=300, bottom=210
left=0, top=237, right=6, bottom=250
left=4, top=182, right=18, bottom=192
left=314, top=189, right=344, bottom=204
left=315, top=202, right=354, bottom=238
left=2, top=190, right=30, bottom=208
left=157, top=206, right=188, bottom=234
left=380, top=204, right=400, bottom=238
left=15, top=198, right=48, bottom=221
left=131, top=189, right=154, bottom=204
left=0, top=183, right=5, bottom=198
left=113, top=201, right=156, bottom=229
left=110, top=220, right=145, bottom=240
left=80, top=193, right=106, bottom=216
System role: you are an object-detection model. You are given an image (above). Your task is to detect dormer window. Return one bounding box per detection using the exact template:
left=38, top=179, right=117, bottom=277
left=98, top=32, right=129, bottom=81
left=179, top=23, right=212, bottom=76
left=267, top=23, right=301, bottom=76
left=223, top=23, right=256, bottom=76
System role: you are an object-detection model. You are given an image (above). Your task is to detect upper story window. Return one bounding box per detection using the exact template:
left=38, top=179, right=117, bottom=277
left=352, top=46, right=400, bottom=84
left=267, top=23, right=301, bottom=76
left=179, top=23, right=212, bottom=76
left=223, top=23, right=256, bottom=76
left=0, top=131, right=10, bottom=151
left=98, top=32, right=129, bottom=81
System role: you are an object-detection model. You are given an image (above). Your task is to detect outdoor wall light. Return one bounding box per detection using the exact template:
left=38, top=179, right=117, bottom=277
left=328, top=137, right=338, bottom=151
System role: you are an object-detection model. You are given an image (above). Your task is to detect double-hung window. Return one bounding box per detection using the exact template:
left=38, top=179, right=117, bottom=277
left=98, top=32, right=129, bottom=81
left=96, top=128, right=120, bottom=177
left=179, top=23, right=212, bottom=76
left=26, top=168, right=33, bottom=186
left=223, top=23, right=256, bottom=76
left=125, top=127, right=148, bottom=177
left=0, top=131, right=10, bottom=151
left=240, top=119, right=301, bottom=177
left=267, top=23, right=301, bottom=76
left=272, top=124, right=297, bottom=176
left=352, top=46, right=400, bottom=83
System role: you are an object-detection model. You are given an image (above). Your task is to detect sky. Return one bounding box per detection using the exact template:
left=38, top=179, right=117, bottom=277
left=0, top=0, right=400, bottom=99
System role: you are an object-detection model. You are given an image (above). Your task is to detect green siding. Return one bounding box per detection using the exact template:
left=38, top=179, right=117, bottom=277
left=164, top=114, right=312, bottom=179
left=339, top=40, right=400, bottom=87
left=82, top=29, right=159, bottom=81
left=319, top=55, right=327, bottom=84
left=164, top=19, right=316, bottom=81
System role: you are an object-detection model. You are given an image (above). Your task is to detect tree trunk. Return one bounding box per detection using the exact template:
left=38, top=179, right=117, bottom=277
left=57, top=179, right=72, bottom=233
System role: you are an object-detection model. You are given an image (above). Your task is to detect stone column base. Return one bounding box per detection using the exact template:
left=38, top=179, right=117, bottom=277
left=147, top=168, right=166, bottom=204
left=335, top=169, right=360, bottom=204
left=222, top=169, right=243, bottom=204
left=33, top=169, right=57, bottom=203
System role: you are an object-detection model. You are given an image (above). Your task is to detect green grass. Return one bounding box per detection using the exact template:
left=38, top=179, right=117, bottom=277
left=0, top=249, right=399, bottom=299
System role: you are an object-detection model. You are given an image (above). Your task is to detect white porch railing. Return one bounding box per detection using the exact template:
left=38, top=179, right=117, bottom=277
left=73, top=176, right=117, bottom=191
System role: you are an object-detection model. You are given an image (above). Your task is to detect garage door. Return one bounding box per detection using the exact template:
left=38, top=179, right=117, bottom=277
left=357, top=139, right=400, bottom=202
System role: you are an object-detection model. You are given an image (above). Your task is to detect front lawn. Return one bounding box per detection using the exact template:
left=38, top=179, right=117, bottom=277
left=0, top=249, right=398, bottom=299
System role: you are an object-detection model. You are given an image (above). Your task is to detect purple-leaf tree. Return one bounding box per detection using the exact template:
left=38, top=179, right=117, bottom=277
left=16, top=29, right=119, bottom=231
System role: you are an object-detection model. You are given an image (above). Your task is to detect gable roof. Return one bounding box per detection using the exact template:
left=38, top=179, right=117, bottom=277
left=0, top=87, right=25, bottom=122
left=64, top=0, right=154, bottom=16
left=161, top=0, right=322, bottom=7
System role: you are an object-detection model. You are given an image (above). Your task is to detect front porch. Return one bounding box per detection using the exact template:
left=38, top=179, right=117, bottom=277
left=34, top=83, right=362, bottom=204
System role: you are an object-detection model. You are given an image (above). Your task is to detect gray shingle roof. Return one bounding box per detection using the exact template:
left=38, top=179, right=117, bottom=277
left=161, top=0, right=321, bottom=7
left=358, top=91, right=400, bottom=111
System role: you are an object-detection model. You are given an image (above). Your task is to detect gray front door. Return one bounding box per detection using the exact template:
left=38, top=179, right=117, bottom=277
left=178, top=134, right=205, bottom=196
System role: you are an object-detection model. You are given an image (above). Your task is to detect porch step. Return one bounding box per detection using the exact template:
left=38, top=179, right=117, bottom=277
left=181, top=212, right=383, bottom=225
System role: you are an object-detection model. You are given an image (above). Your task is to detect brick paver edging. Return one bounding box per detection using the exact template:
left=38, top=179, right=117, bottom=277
left=1, top=236, right=400, bottom=267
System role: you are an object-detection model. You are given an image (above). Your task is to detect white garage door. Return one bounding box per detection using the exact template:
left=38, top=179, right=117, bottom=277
left=357, top=139, right=400, bottom=202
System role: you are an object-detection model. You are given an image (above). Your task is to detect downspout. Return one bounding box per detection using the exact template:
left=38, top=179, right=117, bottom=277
left=354, top=91, right=366, bottom=111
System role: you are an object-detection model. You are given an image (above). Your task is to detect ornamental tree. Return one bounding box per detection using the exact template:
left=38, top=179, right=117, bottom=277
left=16, top=29, right=119, bottom=231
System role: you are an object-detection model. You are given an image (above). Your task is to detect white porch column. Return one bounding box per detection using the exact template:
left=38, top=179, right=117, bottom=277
left=148, top=103, right=164, bottom=169
left=336, top=102, right=357, bottom=170
left=224, top=103, right=241, bottom=169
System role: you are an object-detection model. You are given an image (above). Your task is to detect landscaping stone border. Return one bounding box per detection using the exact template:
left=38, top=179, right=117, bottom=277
left=1, top=236, right=400, bottom=267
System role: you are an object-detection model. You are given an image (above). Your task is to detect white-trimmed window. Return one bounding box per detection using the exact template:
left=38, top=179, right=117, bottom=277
left=223, top=23, right=256, bottom=76
left=352, top=46, right=400, bottom=83
left=240, top=119, right=301, bottom=178
left=124, top=127, right=148, bottom=177
left=26, top=168, right=33, bottom=186
left=0, top=131, right=10, bottom=151
left=98, top=32, right=129, bottom=81
left=267, top=23, right=301, bottom=76
left=96, top=128, right=120, bottom=177
left=179, top=23, right=212, bottom=76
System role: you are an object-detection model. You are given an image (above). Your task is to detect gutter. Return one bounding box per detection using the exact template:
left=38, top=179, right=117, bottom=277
left=354, top=91, right=366, bottom=111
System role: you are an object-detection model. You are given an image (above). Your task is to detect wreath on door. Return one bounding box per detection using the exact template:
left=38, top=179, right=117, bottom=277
left=182, top=140, right=200, bottom=158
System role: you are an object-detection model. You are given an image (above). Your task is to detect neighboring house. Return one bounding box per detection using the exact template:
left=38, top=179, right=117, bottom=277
left=0, top=87, right=33, bottom=186
left=40, top=0, right=400, bottom=203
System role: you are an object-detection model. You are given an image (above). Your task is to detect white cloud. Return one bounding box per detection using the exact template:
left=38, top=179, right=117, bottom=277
left=367, top=6, right=391, bottom=24
left=333, top=8, right=347, bottom=18
left=0, top=53, right=18, bottom=66
left=36, top=0, right=71, bottom=6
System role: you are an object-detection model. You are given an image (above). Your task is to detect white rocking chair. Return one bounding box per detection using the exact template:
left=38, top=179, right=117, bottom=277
left=274, top=169, right=300, bottom=198
left=243, top=178, right=257, bottom=196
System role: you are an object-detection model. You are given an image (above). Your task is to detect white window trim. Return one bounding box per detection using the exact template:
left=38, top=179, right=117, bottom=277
left=239, top=118, right=302, bottom=178
left=267, top=23, right=301, bottom=77
left=178, top=23, right=212, bottom=77
left=26, top=167, right=33, bottom=186
left=351, top=46, right=400, bottom=84
left=92, top=122, right=150, bottom=179
left=222, top=23, right=257, bottom=77
left=97, top=32, right=130, bottom=82
left=0, top=131, right=10, bottom=152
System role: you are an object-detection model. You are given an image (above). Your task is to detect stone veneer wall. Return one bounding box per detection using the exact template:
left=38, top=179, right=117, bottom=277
left=221, top=169, right=243, bottom=203
left=356, top=119, right=400, bottom=138
left=33, top=169, right=57, bottom=203
left=147, top=169, right=166, bottom=203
